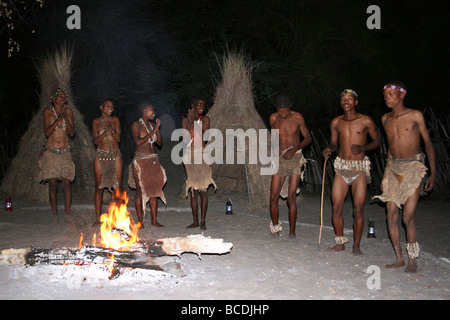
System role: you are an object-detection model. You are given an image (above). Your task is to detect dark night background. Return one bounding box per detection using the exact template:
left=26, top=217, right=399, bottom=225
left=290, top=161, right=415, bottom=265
left=1, top=0, right=449, bottom=177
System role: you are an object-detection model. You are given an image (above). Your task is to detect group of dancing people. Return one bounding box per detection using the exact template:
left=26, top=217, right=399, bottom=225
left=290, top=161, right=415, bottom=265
left=38, top=80, right=435, bottom=274
left=39, top=92, right=214, bottom=230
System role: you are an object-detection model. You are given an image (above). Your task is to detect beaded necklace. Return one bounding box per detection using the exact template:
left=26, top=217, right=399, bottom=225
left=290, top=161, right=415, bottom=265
left=52, top=107, right=66, bottom=130
left=139, top=117, right=157, bottom=144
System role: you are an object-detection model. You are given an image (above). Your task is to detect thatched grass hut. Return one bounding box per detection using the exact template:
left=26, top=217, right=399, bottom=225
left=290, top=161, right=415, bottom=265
left=206, top=51, right=271, bottom=212
left=0, top=46, right=95, bottom=203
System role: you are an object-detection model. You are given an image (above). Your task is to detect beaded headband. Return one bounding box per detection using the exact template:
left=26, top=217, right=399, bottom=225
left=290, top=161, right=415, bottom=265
left=340, top=89, right=358, bottom=99
left=383, top=85, right=407, bottom=95
left=50, top=88, right=67, bottom=102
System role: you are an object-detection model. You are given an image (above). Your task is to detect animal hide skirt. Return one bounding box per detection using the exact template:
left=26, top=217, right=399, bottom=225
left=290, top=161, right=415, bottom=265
left=182, top=148, right=217, bottom=198
left=275, top=148, right=307, bottom=199
left=95, top=148, right=121, bottom=190
left=128, top=152, right=167, bottom=211
left=372, top=153, right=427, bottom=208
left=38, top=148, right=75, bottom=182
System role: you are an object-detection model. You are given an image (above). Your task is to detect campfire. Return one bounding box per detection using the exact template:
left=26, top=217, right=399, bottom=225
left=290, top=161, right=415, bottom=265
left=95, top=189, right=140, bottom=251
left=81, top=190, right=142, bottom=278
left=0, top=190, right=233, bottom=281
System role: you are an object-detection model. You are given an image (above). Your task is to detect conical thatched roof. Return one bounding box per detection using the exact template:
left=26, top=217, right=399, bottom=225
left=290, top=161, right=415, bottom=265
left=0, top=46, right=95, bottom=203
left=206, top=51, right=271, bottom=212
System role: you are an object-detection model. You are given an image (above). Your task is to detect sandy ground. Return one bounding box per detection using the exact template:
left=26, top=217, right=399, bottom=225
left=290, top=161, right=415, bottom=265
left=0, top=152, right=449, bottom=302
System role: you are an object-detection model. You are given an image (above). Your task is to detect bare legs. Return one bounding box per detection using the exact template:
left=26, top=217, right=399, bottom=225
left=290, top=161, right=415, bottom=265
left=386, top=185, right=421, bottom=273
left=48, top=178, right=72, bottom=223
left=132, top=164, right=163, bottom=229
left=270, top=174, right=301, bottom=238
left=328, top=174, right=366, bottom=255
left=187, top=190, right=208, bottom=230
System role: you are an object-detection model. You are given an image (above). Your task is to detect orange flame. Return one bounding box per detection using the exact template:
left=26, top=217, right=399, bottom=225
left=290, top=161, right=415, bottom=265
left=107, top=254, right=116, bottom=279
left=98, top=189, right=141, bottom=251
left=79, top=232, right=83, bottom=248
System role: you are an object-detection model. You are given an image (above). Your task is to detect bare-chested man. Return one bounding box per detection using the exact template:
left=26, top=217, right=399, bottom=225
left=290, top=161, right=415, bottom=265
left=129, top=103, right=166, bottom=228
left=373, top=81, right=436, bottom=273
left=92, top=99, right=122, bottom=225
left=39, top=88, right=75, bottom=221
left=182, top=97, right=216, bottom=230
left=269, top=94, right=311, bottom=238
left=323, top=89, right=380, bottom=255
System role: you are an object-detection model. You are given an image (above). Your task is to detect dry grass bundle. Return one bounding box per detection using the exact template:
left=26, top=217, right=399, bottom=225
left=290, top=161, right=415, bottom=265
left=207, top=50, right=271, bottom=211
left=300, top=131, right=334, bottom=193
left=0, top=46, right=95, bottom=203
left=424, top=108, right=450, bottom=193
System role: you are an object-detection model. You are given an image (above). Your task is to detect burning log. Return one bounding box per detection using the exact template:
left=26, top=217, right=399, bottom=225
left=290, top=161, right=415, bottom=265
left=1, top=192, right=233, bottom=280
left=0, top=234, right=233, bottom=270
left=24, top=243, right=162, bottom=270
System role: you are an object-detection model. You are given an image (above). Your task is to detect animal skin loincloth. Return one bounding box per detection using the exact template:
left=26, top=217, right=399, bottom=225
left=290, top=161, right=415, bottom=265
left=38, top=148, right=75, bottom=182
left=334, top=156, right=371, bottom=185
left=128, top=152, right=167, bottom=218
left=275, top=148, right=307, bottom=199
left=95, top=148, right=121, bottom=190
left=183, top=147, right=217, bottom=197
left=372, top=153, right=427, bottom=208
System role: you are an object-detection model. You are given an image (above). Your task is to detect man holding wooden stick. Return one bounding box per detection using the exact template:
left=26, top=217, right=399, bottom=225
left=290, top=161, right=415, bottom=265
left=323, top=89, right=380, bottom=255
left=373, top=81, right=436, bottom=273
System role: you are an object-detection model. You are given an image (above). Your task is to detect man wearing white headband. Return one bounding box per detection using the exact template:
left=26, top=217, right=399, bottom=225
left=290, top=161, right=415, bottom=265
left=373, top=81, right=436, bottom=273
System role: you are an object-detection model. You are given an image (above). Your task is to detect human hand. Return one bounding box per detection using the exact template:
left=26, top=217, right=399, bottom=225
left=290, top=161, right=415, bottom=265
left=155, top=118, right=161, bottom=129
left=282, top=148, right=295, bottom=160
left=323, top=147, right=332, bottom=159
left=351, top=144, right=363, bottom=156
left=424, top=175, right=435, bottom=192
left=187, top=108, right=195, bottom=122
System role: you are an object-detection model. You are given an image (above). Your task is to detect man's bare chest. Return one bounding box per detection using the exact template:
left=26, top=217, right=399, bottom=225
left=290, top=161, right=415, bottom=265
left=384, top=117, right=418, bottom=138
left=274, top=119, right=299, bottom=135
left=337, top=119, right=367, bottom=136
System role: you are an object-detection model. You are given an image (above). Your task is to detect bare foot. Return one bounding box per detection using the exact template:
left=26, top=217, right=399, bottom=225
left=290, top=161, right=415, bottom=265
left=289, top=233, right=296, bottom=240
left=405, top=259, right=417, bottom=273
left=138, top=221, right=145, bottom=229
left=386, top=259, right=405, bottom=269
left=269, top=231, right=280, bottom=238
left=328, top=244, right=345, bottom=252
left=65, top=214, right=74, bottom=224
left=200, top=220, right=207, bottom=230
left=186, top=223, right=199, bottom=228
left=151, top=221, right=164, bottom=228
left=352, top=244, right=363, bottom=256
